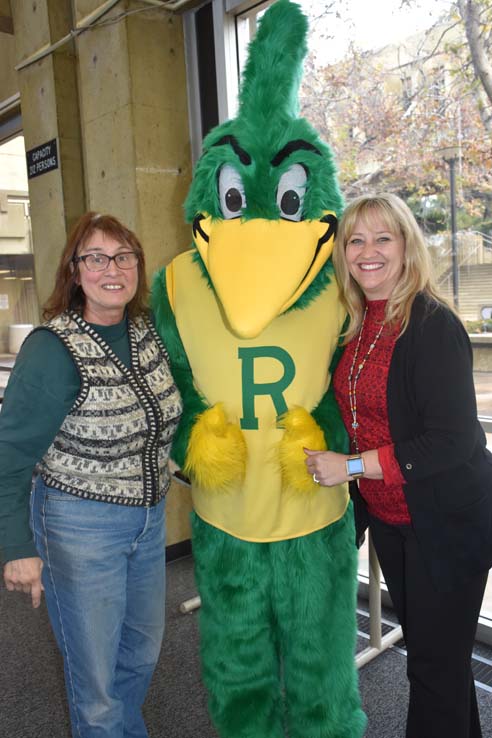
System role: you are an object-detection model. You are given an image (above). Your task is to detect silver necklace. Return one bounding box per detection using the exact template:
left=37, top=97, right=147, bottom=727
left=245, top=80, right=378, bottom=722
left=347, top=307, right=384, bottom=453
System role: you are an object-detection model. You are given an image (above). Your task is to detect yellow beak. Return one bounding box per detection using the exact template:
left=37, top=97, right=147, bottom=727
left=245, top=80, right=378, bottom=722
left=192, top=212, right=337, bottom=338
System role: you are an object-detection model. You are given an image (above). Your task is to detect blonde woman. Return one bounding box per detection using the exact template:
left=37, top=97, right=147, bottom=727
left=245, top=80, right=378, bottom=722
left=305, top=193, right=492, bottom=738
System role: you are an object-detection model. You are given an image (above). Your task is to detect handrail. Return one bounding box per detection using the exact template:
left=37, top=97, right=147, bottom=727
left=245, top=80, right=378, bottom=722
left=442, top=234, right=488, bottom=268
left=355, top=532, right=402, bottom=667
left=468, top=230, right=492, bottom=248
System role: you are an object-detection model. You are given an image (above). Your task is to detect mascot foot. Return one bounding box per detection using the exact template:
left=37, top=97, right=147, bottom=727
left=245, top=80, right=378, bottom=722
left=278, top=407, right=326, bottom=493
left=184, top=403, right=247, bottom=490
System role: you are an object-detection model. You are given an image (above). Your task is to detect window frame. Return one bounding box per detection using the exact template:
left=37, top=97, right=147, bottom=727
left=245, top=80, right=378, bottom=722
left=183, top=0, right=273, bottom=164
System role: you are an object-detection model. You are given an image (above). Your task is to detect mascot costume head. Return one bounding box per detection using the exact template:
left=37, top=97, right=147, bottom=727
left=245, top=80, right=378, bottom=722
left=185, top=2, right=342, bottom=340
left=153, top=1, right=366, bottom=736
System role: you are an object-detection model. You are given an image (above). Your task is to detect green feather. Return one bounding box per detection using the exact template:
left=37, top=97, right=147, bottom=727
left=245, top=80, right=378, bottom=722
left=238, top=0, right=307, bottom=124
left=312, top=341, right=349, bottom=453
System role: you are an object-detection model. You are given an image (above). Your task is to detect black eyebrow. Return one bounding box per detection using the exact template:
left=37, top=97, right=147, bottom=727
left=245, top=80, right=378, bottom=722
left=271, top=140, right=322, bottom=167
left=211, top=135, right=252, bottom=165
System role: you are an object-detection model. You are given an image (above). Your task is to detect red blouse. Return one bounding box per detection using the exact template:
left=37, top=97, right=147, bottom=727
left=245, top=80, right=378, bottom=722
left=333, top=299, right=411, bottom=525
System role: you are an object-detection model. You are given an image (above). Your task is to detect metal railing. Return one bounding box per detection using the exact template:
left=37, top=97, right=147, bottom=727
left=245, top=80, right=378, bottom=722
left=355, top=533, right=403, bottom=667
left=436, top=235, right=492, bottom=292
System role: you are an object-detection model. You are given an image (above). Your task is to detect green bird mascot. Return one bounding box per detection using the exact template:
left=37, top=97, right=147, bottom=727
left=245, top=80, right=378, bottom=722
left=153, top=2, right=366, bottom=736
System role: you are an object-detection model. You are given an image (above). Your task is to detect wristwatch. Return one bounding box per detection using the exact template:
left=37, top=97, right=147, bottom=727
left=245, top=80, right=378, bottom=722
left=346, top=454, right=365, bottom=479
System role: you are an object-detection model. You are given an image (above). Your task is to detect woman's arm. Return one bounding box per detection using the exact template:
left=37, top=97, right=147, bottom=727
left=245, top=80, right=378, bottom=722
left=304, top=447, right=382, bottom=486
left=391, top=305, right=479, bottom=482
left=0, top=331, right=79, bottom=605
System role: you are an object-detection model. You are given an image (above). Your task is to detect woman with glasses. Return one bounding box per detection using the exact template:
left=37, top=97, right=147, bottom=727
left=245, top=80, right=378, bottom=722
left=0, top=212, right=182, bottom=738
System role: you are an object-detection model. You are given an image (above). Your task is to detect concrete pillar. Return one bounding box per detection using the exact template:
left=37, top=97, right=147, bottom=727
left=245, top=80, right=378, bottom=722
left=74, top=0, right=192, bottom=276
left=11, top=0, right=85, bottom=307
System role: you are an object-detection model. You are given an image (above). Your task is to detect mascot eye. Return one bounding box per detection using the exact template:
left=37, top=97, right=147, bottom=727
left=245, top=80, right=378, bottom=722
left=276, top=163, right=307, bottom=221
left=218, top=164, right=247, bottom=219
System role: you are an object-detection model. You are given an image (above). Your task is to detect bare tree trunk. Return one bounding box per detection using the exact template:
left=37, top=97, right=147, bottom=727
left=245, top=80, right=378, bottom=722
left=457, top=0, right=492, bottom=132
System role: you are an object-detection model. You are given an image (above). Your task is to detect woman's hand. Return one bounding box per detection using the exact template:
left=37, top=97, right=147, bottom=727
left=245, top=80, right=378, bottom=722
left=304, top=448, right=349, bottom=486
left=304, top=447, right=383, bottom=486
left=3, top=557, right=44, bottom=608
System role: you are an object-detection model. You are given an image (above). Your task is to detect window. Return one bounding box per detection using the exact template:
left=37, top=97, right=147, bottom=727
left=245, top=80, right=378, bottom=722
left=0, top=134, right=38, bottom=400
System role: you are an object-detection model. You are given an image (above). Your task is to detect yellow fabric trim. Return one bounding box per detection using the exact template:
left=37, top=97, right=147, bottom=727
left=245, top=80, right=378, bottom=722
left=194, top=502, right=350, bottom=543
left=166, top=261, right=176, bottom=313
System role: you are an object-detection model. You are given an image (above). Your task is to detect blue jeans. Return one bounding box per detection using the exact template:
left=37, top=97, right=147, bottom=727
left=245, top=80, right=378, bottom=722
left=31, top=476, right=166, bottom=738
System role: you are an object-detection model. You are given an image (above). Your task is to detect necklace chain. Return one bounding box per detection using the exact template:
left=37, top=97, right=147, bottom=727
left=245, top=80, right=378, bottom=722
left=348, top=306, right=384, bottom=453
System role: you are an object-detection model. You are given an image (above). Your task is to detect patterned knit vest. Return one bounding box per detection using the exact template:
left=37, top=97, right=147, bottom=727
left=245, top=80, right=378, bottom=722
left=37, top=311, right=182, bottom=506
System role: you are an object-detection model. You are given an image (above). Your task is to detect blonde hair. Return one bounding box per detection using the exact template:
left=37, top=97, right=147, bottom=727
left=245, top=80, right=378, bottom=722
left=332, top=192, right=448, bottom=343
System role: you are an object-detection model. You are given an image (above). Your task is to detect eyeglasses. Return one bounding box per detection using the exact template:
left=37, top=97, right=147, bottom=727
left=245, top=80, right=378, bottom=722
left=73, top=252, right=138, bottom=272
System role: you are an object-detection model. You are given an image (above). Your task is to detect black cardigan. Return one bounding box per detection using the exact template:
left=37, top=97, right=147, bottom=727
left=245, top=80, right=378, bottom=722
left=351, top=292, right=492, bottom=592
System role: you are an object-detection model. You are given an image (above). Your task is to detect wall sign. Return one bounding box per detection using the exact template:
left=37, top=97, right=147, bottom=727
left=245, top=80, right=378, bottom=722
left=26, top=139, right=58, bottom=179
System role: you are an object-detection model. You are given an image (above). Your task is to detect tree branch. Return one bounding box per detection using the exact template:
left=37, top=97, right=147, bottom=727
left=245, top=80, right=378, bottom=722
left=458, top=0, right=492, bottom=119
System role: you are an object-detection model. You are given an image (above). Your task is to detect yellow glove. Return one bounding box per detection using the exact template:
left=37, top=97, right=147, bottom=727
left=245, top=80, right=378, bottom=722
left=184, top=403, right=247, bottom=491
left=278, top=406, right=326, bottom=493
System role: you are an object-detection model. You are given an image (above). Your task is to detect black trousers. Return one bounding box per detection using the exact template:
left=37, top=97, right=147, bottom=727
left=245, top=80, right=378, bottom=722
left=369, top=514, right=488, bottom=738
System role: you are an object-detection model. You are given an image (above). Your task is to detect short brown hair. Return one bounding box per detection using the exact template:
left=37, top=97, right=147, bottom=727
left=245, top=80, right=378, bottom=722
left=43, top=212, right=149, bottom=321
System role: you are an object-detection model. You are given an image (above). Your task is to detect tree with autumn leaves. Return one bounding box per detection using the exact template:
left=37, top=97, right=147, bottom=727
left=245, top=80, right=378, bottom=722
left=299, top=0, right=492, bottom=239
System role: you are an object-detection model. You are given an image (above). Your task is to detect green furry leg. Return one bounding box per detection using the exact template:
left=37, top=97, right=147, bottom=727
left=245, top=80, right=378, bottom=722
left=191, top=509, right=366, bottom=738
left=274, top=510, right=367, bottom=738
left=192, top=513, right=284, bottom=738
